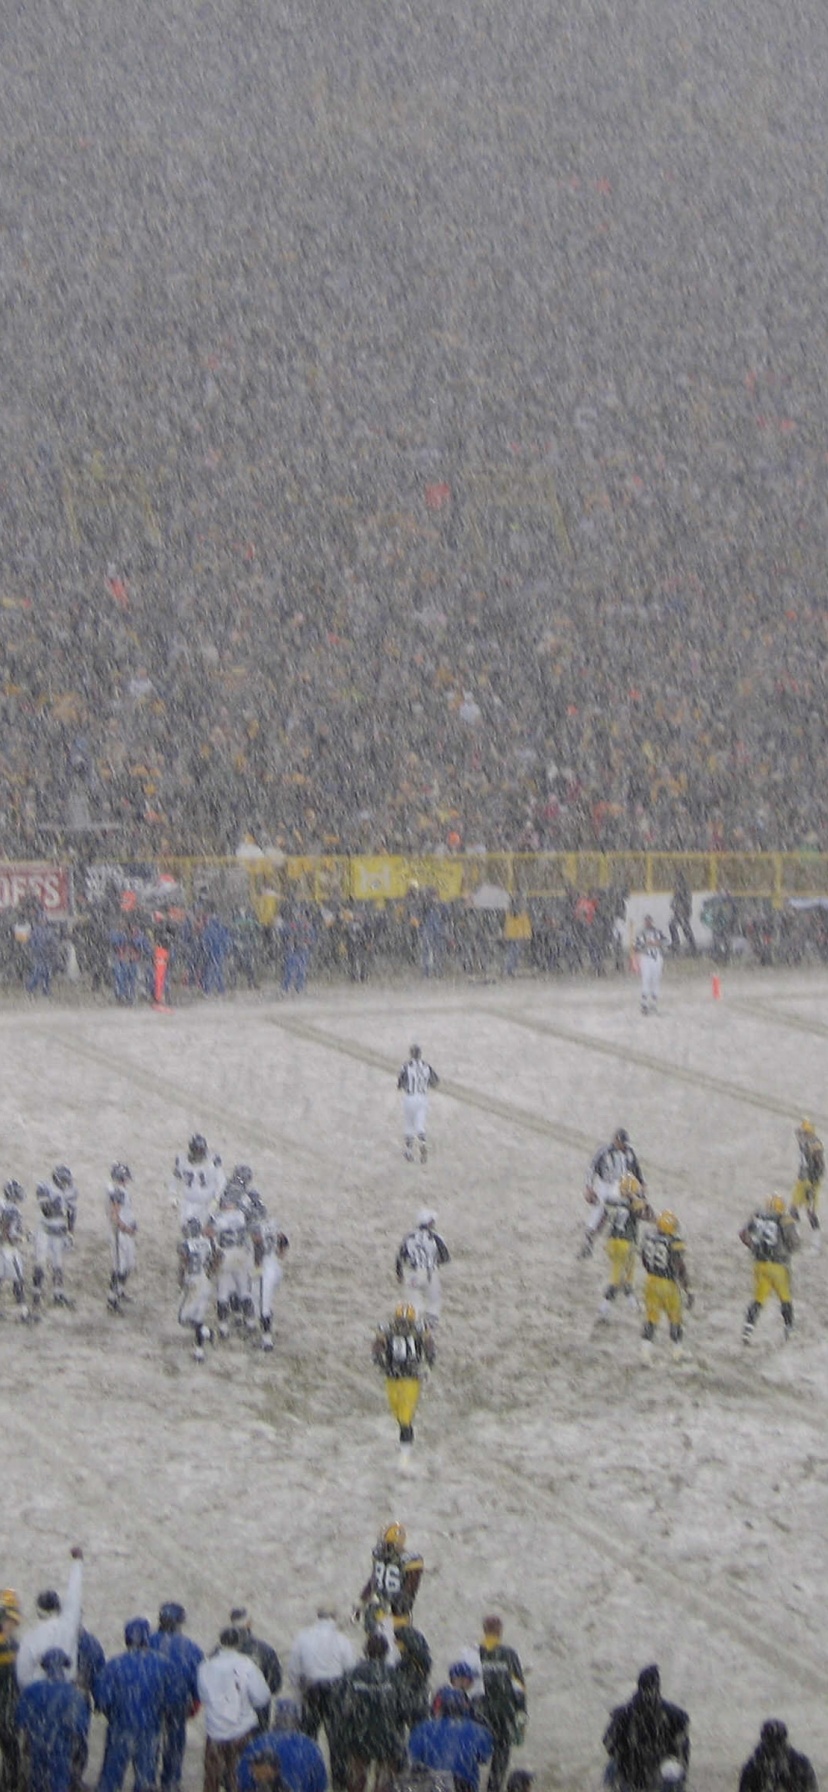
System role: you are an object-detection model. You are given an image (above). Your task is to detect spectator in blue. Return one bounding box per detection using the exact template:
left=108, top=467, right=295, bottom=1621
left=408, top=1686, right=493, bottom=1792
left=17, top=1647, right=89, bottom=1792
left=109, top=923, right=151, bottom=1005
left=281, top=906, right=316, bottom=996
left=201, top=914, right=233, bottom=995
left=95, top=1617, right=180, bottom=1792
left=177, top=913, right=205, bottom=991
left=238, top=1699, right=328, bottom=1792
left=149, top=1603, right=204, bottom=1792
left=26, top=916, right=58, bottom=997
left=420, top=893, right=447, bottom=979
left=77, top=1624, right=106, bottom=1704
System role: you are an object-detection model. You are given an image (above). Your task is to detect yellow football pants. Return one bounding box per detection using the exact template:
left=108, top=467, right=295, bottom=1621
left=385, top=1377, right=421, bottom=1428
left=643, top=1274, right=683, bottom=1329
left=753, top=1260, right=792, bottom=1307
left=791, top=1178, right=820, bottom=1216
left=605, top=1238, right=635, bottom=1288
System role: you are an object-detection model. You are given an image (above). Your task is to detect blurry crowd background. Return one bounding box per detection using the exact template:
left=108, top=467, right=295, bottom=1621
left=1, top=0, right=827, bottom=867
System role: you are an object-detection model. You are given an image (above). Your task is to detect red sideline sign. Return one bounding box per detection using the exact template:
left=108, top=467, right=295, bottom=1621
left=0, top=863, right=72, bottom=919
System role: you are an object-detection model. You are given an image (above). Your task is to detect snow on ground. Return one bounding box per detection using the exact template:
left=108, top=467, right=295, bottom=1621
left=3, top=959, right=828, bottom=1792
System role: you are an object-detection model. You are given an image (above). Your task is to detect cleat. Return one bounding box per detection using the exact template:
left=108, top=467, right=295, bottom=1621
left=640, top=1338, right=655, bottom=1366
left=193, top=1346, right=205, bottom=1363
left=597, top=1298, right=612, bottom=1322
left=261, top=1335, right=274, bottom=1352
left=579, top=1238, right=594, bottom=1260
left=419, top=1143, right=427, bottom=1164
left=18, top=1306, right=30, bottom=1323
left=218, top=1322, right=230, bottom=1340
left=404, top=1149, right=414, bottom=1163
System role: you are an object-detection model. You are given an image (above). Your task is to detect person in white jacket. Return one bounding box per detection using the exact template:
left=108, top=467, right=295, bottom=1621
left=16, top=1548, right=84, bottom=1688
left=287, top=1609, right=357, bottom=1789
left=197, top=1627, right=271, bottom=1792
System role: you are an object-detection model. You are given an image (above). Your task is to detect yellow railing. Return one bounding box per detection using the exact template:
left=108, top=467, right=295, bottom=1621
left=153, top=851, right=828, bottom=924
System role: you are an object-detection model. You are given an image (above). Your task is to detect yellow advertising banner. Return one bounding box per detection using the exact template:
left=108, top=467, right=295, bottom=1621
left=349, top=855, right=466, bottom=902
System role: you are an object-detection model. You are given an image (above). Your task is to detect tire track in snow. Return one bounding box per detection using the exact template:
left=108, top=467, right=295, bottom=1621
left=730, top=995, right=828, bottom=1043
left=464, top=1002, right=804, bottom=1122
left=41, top=1024, right=329, bottom=1170
left=262, top=1010, right=792, bottom=1186
left=264, top=1012, right=612, bottom=1158
left=490, top=1434, right=828, bottom=1697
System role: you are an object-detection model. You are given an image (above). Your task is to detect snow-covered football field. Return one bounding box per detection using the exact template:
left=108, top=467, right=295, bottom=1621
left=3, top=961, right=828, bottom=1792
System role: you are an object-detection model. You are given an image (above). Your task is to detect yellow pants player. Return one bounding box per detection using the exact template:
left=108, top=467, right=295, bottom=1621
left=790, top=1119, right=824, bottom=1246
left=598, top=1175, right=654, bottom=1320
left=740, top=1195, right=799, bottom=1343
left=372, top=1304, right=435, bottom=1456
left=639, top=1212, right=692, bottom=1360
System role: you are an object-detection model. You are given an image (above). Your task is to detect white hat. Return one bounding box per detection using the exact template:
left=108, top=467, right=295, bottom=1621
left=417, top=1209, right=437, bottom=1228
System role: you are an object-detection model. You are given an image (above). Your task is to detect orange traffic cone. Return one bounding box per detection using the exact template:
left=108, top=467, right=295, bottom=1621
left=711, top=973, right=722, bottom=999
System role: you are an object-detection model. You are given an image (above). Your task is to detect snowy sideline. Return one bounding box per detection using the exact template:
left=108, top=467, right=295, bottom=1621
left=3, top=960, right=827, bottom=1792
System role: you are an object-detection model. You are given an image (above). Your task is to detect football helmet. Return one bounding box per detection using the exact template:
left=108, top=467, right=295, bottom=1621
left=656, top=1210, right=679, bottom=1236
left=799, top=1119, right=815, bottom=1136
left=52, top=1166, right=73, bottom=1189
left=767, top=1194, right=787, bottom=1216
left=111, top=1163, right=132, bottom=1185
left=619, top=1173, right=641, bottom=1199
left=232, top=1165, right=254, bottom=1187
left=0, top=1590, right=21, bottom=1624
left=382, top=1522, right=407, bottom=1549
left=394, top=1302, right=416, bottom=1323
left=3, top=1180, right=24, bottom=1203
left=188, top=1134, right=207, bottom=1162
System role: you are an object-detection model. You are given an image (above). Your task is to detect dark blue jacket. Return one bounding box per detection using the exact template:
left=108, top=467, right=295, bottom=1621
left=94, top=1648, right=179, bottom=1735
left=17, top=1679, right=89, bottom=1792
left=78, top=1628, right=106, bottom=1702
left=238, top=1732, right=328, bottom=1792
left=408, top=1715, right=494, bottom=1792
left=149, top=1631, right=204, bottom=1710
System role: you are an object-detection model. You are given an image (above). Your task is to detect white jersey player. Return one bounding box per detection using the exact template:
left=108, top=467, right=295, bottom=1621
left=249, top=1198, right=289, bottom=1352
left=397, top=1045, right=439, bottom=1163
left=580, top=1127, right=647, bottom=1257
left=395, top=1209, right=450, bottom=1328
left=209, top=1184, right=255, bottom=1338
left=172, top=1133, right=226, bottom=1228
left=178, top=1217, right=216, bottom=1361
left=0, top=1180, right=30, bottom=1321
left=32, top=1170, right=77, bottom=1309
left=106, top=1164, right=138, bottom=1313
left=635, top=915, right=668, bottom=1015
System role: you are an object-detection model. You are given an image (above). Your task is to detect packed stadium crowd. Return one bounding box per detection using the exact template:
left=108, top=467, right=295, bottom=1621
left=0, top=502, right=825, bottom=867
left=2, top=0, right=828, bottom=870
